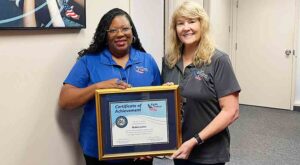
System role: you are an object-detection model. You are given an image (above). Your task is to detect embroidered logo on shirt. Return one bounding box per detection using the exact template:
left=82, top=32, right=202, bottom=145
left=135, top=66, right=148, bottom=74
left=193, top=70, right=208, bottom=81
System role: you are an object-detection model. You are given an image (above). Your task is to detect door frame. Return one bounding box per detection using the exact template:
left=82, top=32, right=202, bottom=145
left=292, top=0, right=300, bottom=109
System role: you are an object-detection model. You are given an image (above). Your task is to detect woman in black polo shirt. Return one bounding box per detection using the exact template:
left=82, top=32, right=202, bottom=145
left=162, top=1, right=241, bottom=165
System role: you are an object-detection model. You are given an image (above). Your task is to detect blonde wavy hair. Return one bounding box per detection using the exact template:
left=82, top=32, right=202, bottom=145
left=165, top=1, right=215, bottom=68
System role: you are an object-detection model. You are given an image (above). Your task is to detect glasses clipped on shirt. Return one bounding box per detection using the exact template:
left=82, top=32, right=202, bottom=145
left=106, top=26, right=132, bottom=35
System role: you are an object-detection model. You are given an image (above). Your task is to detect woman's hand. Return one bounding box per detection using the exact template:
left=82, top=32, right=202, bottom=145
left=96, top=78, right=131, bottom=89
left=171, top=138, right=197, bottom=159
left=59, top=79, right=131, bottom=110
left=134, top=156, right=152, bottom=161
left=162, top=82, right=174, bottom=86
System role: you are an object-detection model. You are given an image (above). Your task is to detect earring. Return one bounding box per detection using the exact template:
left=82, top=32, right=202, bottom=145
left=132, top=36, right=136, bottom=43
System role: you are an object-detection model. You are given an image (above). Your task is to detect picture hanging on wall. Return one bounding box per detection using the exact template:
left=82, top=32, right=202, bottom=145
left=0, top=0, right=86, bottom=29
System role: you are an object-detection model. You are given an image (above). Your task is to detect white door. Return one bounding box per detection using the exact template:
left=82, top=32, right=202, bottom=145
left=234, top=0, right=295, bottom=109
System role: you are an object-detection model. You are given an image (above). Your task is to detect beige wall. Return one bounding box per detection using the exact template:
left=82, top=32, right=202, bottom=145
left=0, top=1, right=130, bottom=165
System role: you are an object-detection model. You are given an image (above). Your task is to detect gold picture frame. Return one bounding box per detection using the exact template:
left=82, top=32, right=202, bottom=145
left=95, top=85, right=181, bottom=160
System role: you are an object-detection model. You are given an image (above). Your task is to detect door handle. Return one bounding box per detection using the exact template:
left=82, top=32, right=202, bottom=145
left=285, top=49, right=292, bottom=56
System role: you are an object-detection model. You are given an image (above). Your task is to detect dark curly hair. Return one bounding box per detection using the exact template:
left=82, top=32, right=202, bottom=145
left=78, top=8, right=145, bottom=57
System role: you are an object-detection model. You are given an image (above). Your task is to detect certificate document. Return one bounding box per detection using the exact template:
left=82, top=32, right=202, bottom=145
left=110, top=99, right=168, bottom=147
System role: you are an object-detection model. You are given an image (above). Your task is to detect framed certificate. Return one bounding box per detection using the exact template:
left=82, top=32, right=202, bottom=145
left=95, top=85, right=181, bottom=160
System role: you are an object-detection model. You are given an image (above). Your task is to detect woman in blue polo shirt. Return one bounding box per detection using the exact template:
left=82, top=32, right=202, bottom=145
left=59, top=8, right=160, bottom=165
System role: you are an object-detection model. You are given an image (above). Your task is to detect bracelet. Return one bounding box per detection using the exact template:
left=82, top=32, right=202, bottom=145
left=193, top=133, right=204, bottom=145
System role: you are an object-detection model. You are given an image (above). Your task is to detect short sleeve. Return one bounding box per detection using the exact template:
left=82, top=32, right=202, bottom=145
left=149, top=56, right=162, bottom=85
left=213, top=54, right=241, bottom=98
left=64, top=57, right=90, bottom=88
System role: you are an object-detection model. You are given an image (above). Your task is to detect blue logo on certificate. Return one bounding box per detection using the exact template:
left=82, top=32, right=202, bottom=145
left=115, top=116, right=128, bottom=128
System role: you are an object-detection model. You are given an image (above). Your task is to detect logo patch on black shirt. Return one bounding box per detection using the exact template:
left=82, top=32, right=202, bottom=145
left=193, top=70, right=208, bottom=81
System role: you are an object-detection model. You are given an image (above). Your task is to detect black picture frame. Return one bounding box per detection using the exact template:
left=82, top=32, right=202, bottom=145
left=95, top=85, right=182, bottom=160
left=0, top=0, right=86, bottom=29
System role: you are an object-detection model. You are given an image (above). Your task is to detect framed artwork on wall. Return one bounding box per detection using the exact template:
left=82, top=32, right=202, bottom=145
left=0, top=0, right=86, bottom=29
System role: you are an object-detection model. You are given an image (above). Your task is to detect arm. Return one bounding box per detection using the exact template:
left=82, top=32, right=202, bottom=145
left=197, top=92, right=239, bottom=140
left=23, top=0, right=37, bottom=27
left=172, top=92, right=239, bottom=159
left=59, top=79, right=130, bottom=110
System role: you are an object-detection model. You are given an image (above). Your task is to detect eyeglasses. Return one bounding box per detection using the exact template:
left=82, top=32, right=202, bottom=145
left=106, top=26, right=132, bottom=35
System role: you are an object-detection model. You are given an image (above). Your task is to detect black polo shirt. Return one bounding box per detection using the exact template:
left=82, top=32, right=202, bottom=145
left=162, top=49, right=241, bottom=164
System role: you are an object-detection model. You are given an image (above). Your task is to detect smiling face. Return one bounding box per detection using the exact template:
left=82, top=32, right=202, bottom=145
left=107, top=15, right=133, bottom=57
left=175, top=17, right=201, bottom=47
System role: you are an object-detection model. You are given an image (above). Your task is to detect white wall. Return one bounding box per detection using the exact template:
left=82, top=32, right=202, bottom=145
left=0, top=1, right=164, bottom=165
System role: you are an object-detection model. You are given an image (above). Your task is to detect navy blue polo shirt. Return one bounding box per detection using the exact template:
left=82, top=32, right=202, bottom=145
left=64, top=47, right=161, bottom=158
